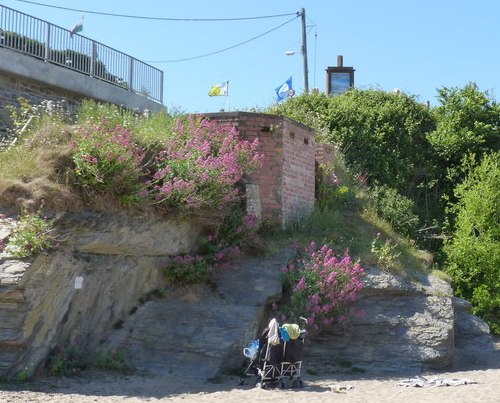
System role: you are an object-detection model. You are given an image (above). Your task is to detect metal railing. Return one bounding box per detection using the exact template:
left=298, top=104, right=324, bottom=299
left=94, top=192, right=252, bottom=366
left=0, top=4, right=163, bottom=104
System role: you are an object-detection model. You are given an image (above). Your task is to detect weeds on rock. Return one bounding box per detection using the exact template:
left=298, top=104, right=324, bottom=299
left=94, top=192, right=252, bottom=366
left=47, top=341, right=132, bottom=377
left=4, top=204, right=57, bottom=258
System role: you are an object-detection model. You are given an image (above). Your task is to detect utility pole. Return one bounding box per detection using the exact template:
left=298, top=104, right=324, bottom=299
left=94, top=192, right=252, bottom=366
left=300, top=8, right=309, bottom=93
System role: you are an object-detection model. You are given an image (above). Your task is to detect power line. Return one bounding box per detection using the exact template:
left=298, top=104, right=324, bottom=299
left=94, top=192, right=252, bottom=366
left=146, top=15, right=299, bottom=63
left=13, top=0, right=298, bottom=22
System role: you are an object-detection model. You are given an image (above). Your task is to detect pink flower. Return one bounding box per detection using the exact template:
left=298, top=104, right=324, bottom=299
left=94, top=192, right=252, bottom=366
left=294, top=276, right=307, bottom=292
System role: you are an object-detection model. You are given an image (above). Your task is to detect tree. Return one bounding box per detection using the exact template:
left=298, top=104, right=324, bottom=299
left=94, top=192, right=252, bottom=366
left=444, top=152, right=500, bottom=333
left=428, top=83, right=500, bottom=218
left=428, top=83, right=500, bottom=165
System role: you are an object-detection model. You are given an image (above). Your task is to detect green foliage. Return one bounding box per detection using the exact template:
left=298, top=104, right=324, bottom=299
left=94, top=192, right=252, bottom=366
left=429, top=83, right=500, bottom=223
left=47, top=341, right=132, bottom=376
left=428, top=83, right=500, bottom=164
left=76, top=100, right=138, bottom=129
left=444, top=152, right=500, bottom=333
left=71, top=119, right=146, bottom=204
left=268, top=92, right=332, bottom=139
left=164, top=205, right=259, bottom=283
left=163, top=254, right=214, bottom=284
left=370, top=232, right=401, bottom=271
left=324, top=90, right=436, bottom=202
left=133, top=110, right=176, bottom=146
left=93, top=346, right=133, bottom=373
left=14, top=365, right=34, bottom=383
left=269, top=90, right=437, bottom=224
left=316, top=162, right=356, bottom=211
left=4, top=208, right=55, bottom=258
left=47, top=344, right=90, bottom=376
left=365, top=184, right=419, bottom=237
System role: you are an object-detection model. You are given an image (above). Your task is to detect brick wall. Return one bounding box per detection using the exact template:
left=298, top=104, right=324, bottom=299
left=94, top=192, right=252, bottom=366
left=315, top=142, right=336, bottom=167
left=202, top=112, right=316, bottom=227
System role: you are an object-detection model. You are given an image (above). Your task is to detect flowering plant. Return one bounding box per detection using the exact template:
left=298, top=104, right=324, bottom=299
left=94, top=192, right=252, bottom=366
left=71, top=119, right=146, bottom=204
left=316, top=162, right=352, bottom=210
left=164, top=208, right=260, bottom=283
left=279, top=242, right=366, bottom=333
left=146, top=116, right=262, bottom=213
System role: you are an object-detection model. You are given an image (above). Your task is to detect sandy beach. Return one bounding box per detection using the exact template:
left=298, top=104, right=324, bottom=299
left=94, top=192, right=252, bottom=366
left=1, top=357, right=500, bottom=403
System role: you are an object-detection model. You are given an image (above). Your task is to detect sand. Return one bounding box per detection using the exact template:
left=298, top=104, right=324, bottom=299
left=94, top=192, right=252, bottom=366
left=1, top=336, right=499, bottom=403
left=1, top=364, right=499, bottom=403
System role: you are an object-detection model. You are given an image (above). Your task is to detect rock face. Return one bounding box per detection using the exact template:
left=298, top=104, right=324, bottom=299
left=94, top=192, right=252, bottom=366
left=107, top=252, right=288, bottom=382
left=0, top=210, right=202, bottom=377
left=0, top=211, right=494, bottom=378
left=305, top=267, right=470, bottom=374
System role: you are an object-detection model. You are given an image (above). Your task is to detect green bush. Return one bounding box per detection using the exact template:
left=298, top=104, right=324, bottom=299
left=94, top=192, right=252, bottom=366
left=47, top=342, right=132, bottom=376
left=316, top=162, right=355, bottom=211
left=444, top=152, right=500, bottom=333
left=365, top=184, right=419, bottom=237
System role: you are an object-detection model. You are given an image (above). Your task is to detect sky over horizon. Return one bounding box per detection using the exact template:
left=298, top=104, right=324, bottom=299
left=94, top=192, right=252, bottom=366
left=3, top=0, right=500, bottom=113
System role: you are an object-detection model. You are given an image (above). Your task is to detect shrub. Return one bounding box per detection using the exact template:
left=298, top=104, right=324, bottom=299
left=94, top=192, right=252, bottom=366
left=71, top=119, right=146, bottom=204
left=365, top=184, right=419, bottom=237
left=370, top=232, right=401, bottom=271
left=444, top=152, right=500, bottom=333
left=278, top=242, right=366, bottom=334
left=164, top=205, right=260, bottom=283
left=163, top=253, right=214, bottom=283
left=47, top=344, right=90, bottom=376
left=316, top=162, right=355, bottom=211
left=146, top=115, right=262, bottom=214
left=47, top=342, right=132, bottom=376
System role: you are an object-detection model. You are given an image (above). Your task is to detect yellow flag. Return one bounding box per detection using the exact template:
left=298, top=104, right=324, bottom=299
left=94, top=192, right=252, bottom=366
left=209, top=81, right=228, bottom=97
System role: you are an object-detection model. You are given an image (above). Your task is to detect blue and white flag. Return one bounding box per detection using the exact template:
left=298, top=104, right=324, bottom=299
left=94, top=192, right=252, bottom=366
left=275, top=76, right=294, bottom=102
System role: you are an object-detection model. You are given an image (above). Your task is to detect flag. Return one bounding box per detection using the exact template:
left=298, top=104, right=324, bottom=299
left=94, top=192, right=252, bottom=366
left=70, top=16, right=84, bottom=38
left=275, top=76, right=295, bottom=102
left=209, top=81, right=229, bottom=97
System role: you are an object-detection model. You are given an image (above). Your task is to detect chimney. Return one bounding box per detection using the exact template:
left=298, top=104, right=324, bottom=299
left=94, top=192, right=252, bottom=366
left=337, top=55, right=343, bottom=67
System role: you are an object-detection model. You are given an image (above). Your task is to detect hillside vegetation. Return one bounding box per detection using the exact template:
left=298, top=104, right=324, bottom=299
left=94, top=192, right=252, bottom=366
left=0, top=86, right=498, bottom=333
left=268, top=83, right=500, bottom=333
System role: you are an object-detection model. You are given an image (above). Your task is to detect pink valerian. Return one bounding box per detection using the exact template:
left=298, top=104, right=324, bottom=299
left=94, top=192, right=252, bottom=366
left=284, top=241, right=366, bottom=331
left=147, top=115, right=262, bottom=212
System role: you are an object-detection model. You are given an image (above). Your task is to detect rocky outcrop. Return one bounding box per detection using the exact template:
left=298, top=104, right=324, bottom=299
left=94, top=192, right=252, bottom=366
left=107, top=252, right=288, bottom=381
left=305, top=267, right=492, bottom=374
left=0, top=210, right=202, bottom=377
left=0, top=210, right=494, bottom=379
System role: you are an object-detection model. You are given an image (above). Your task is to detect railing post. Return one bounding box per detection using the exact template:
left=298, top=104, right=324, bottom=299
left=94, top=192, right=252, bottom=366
left=90, top=41, right=96, bottom=77
left=160, top=70, right=164, bottom=104
left=44, top=22, right=50, bottom=62
left=128, top=57, right=134, bottom=92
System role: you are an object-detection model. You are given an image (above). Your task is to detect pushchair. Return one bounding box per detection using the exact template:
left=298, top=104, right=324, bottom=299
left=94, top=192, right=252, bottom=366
left=240, top=317, right=307, bottom=389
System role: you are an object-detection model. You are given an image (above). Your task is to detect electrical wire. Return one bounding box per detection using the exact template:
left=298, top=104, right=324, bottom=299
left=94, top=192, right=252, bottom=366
left=12, top=0, right=298, bottom=22
left=146, top=15, right=299, bottom=63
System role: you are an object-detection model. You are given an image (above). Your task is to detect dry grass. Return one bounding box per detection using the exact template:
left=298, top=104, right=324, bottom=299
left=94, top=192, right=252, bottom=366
left=0, top=177, right=83, bottom=214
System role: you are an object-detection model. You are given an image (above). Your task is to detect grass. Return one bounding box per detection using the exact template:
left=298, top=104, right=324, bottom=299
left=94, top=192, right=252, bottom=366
left=262, top=203, right=431, bottom=277
left=0, top=100, right=433, bottom=276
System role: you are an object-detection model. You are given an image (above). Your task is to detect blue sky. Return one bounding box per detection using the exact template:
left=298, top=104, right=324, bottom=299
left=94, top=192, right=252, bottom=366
left=3, top=0, right=500, bottom=113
